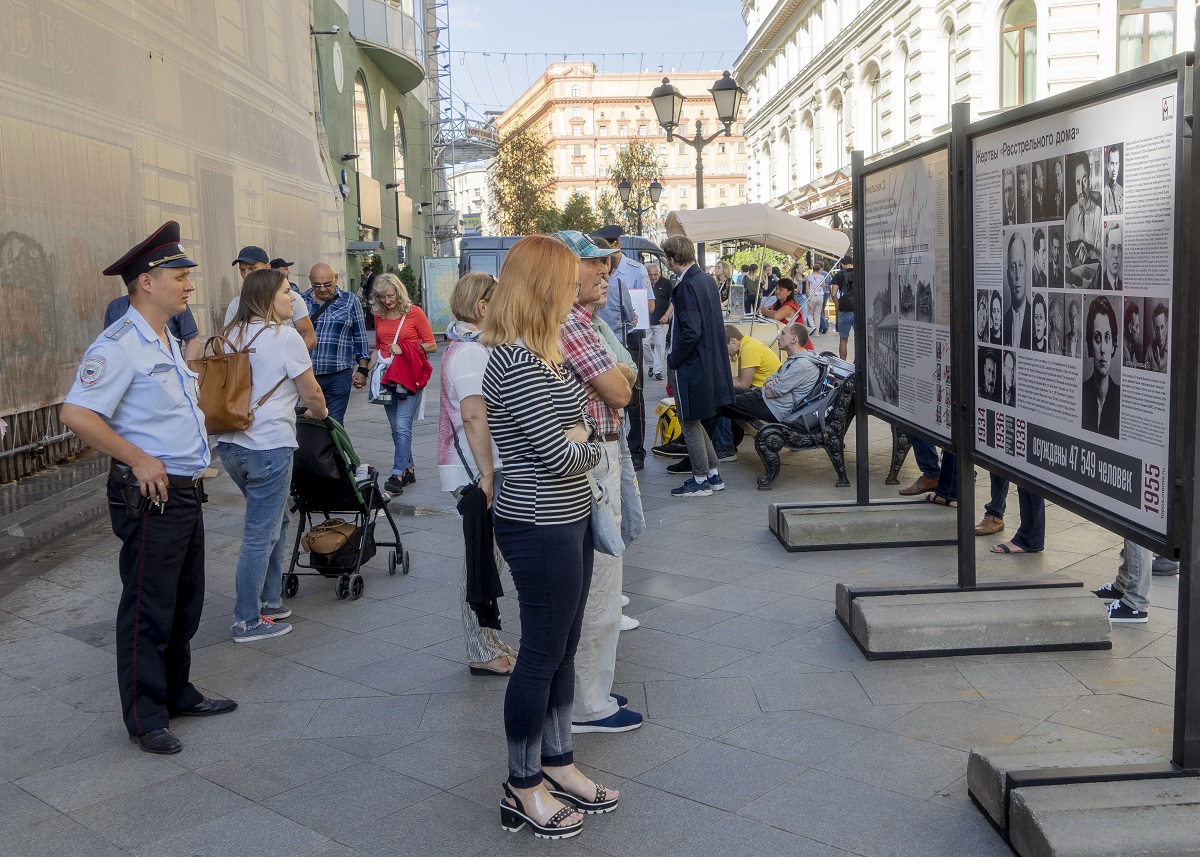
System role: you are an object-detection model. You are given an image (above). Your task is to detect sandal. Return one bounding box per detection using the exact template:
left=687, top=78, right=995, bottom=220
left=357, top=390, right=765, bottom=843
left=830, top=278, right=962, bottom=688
left=924, top=491, right=958, bottom=508
left=469, top=656, right=513, bottom=677
left=500, top=782, right=583, bottom=839
left=991, top=541, right=1040, bottom=554
left=542, top=772, right=619, bottom=814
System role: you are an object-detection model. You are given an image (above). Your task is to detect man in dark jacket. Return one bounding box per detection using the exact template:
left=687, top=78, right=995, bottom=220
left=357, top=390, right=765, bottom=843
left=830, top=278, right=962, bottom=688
left=662, top=235, right=735, bottom=498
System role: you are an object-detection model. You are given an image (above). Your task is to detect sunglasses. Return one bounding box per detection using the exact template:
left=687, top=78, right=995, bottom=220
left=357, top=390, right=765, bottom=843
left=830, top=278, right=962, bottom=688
left=311, top=281, right=336, bottom=288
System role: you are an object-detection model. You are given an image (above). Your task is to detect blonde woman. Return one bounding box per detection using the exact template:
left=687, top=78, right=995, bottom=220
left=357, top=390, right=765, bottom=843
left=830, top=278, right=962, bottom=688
left=216, top=269, right=328, bottom=643
left=437, top=272, right=516, bottom=676
left=482, top=235, right=617, bottom=838
left=370, top=272, right=436, bottom=494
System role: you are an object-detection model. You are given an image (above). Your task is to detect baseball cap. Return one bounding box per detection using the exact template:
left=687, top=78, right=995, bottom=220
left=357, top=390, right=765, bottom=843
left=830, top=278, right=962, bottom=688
left=554, top=230, right=617, bottom=259
left=232, top=246, right=270, bottom=266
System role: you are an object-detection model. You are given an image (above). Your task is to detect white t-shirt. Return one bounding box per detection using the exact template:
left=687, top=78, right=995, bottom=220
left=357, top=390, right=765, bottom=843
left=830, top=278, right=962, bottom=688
left=224, top=291, right=310, bottom=326
left=438, top=340, right=501, bottom=492
left=806, top=273, right=826, bottom=299
left=213, top=322, right=313, bottom=450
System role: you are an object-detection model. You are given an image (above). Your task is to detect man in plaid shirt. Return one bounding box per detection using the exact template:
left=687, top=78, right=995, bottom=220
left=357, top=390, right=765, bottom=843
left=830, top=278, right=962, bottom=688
left=303, top=263, right=369, bottom=424
left=553, top=230, right=644, bottom=735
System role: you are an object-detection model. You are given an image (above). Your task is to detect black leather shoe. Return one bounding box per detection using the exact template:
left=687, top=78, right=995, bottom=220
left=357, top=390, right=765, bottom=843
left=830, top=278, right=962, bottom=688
left=171, top=696, right=238, bottom=717
left=132, top=728, right=182, bottom=755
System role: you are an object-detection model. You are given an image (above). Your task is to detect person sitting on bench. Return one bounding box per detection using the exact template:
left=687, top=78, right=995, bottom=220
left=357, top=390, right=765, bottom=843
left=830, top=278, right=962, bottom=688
left=717, top=323, right=820, bottom=425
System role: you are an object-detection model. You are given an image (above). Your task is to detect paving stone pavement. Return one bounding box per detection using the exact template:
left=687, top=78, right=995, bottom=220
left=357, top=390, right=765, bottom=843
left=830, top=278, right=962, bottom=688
left=0, top=335, right=1179, bottom=856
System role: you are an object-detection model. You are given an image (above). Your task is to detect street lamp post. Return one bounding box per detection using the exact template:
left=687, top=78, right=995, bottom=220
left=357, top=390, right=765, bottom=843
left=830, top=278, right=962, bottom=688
left=649, top=70, right=744, bottom=268
left=616, top=178, right=663, bottom=236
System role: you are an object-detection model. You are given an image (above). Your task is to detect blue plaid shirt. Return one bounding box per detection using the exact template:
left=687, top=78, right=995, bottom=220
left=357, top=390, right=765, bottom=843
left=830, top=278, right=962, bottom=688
left=301, top=288, right=369, bottom=374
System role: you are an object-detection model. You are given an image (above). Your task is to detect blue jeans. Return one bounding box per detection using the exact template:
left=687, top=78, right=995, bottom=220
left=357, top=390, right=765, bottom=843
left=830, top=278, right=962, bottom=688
left=317, top=368, right=353, bottom=425
left=383, top=390, right=421, bottom=476
left=910, top=438, right=940, bottom=479
left=935, top=451, right=957, bottom=503
left=714, top=416, right=734, bottom=454
left=1011, top=488, right=1045, bottom=551
left=495, top=515, right=593, bottom=788
left=217, top=443, right=293, bottom=628
left=985, top=475, right=1009, bottom=518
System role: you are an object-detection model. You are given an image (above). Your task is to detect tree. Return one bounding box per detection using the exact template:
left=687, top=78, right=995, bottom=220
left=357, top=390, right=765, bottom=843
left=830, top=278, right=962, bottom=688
left=607, top=141, right=662, bottom=236
left=559, top=191, right=600, bottom=233
left=487, top=127, right=556, bottom=236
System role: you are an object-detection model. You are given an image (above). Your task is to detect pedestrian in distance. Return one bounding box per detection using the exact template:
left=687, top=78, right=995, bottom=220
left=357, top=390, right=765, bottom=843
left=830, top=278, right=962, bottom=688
left=481, top=234, right=618, bottom=839
left=831, top=253, right=856, bottom=360
left=370, top=272, right=436, bottom=495
left=61, top=221, right=237, bottom=756
left=215, top=269, right=329, bottom=643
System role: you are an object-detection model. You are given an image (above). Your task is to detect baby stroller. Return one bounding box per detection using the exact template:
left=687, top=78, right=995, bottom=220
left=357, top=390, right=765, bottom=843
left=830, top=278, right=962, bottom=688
left=285, top=416, right=409, bottom=600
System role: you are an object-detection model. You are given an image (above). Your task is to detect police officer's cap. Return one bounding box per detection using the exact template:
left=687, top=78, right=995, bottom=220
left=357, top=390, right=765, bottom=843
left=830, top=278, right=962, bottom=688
left=590, top=224, right=625, bottom=242
left=270, top=257, right=295, bottom=269
left=233, top=246, right=270, bottom=266
left=102, top=221, right=197, bottom=285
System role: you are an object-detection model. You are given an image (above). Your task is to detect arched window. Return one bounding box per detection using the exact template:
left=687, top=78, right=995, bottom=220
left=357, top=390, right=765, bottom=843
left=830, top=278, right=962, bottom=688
left=868, top=68, right=883, bottom=152
left=779, top=128, right=793, bottom=194
left=571, top=84, right=581, bottom=96
left=1001, top=0, right=1037, bottom=108
left=392, top=109, right=406, bottom=194
left=945, top=22, right=957, bottom=123
left=831, top=92, right=845, bottom=170
left=1118, top=0, right=1175, bottom=71
left=353, top=73, right=373, bottom=176
left=899, top=45, right=910, bottom=142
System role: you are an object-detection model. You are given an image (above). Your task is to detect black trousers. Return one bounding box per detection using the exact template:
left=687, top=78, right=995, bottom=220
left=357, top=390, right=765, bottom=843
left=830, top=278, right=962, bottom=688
left=624, top=331, right=646, bottom=461
left=109, top=479, right=205, bottom=736
left=717, top=388, right=775, bottom=423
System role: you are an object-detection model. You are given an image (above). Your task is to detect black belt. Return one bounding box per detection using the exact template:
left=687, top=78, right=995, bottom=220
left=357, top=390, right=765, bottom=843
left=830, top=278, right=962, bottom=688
left=110, top=462, right=202, bottom=489
left=599, top=432, right=620, bottom=442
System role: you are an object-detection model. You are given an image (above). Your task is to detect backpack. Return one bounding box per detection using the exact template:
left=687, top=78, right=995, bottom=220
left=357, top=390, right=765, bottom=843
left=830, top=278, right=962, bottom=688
left=187, top=327, right=287, bottom=434
left=836, top=270, right=855, bottom=311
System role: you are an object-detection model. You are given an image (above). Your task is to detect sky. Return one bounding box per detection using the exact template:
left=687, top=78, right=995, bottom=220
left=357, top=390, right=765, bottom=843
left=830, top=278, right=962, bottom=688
left=445, top=1, right=748, bottom=120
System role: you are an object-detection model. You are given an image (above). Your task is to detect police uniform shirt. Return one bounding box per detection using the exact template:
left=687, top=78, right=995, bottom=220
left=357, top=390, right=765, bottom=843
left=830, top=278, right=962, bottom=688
left=65, top=306, right=209, bottom=477
left=596, top=254, right=648, bottom=336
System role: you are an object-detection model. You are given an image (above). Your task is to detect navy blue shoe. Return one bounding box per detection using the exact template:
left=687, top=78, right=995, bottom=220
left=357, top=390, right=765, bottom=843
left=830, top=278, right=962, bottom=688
left=671, top=477, right=712, bottom=498
left=611, top=693, right=628, bottom=708
left=708, top=473, right=725, bottom=491
left=571, top=707, right=644, bottom=733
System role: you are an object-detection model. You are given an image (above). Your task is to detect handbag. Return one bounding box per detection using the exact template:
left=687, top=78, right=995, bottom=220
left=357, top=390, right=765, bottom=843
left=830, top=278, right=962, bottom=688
left=586, top=447, right=624, bottom=557
left=188, top=327, right=287, bottom=434
left=368, top=311, right=407, bottom=405
left=301, top=518, right=357, bottom=554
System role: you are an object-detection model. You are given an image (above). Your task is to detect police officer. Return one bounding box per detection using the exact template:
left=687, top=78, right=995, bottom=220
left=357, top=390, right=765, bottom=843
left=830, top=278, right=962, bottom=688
left=591, top=224, right=651, bottom=469
left=61, top=222, right=237, bottom=755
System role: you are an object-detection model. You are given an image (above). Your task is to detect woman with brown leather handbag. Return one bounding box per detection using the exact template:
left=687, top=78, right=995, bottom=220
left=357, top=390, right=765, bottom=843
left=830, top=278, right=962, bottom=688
left=215, top=269, right=328, bottom=643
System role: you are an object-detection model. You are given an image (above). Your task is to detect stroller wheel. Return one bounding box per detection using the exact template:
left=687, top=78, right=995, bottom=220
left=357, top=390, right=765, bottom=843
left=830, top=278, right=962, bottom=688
left=402, top=550, right=411, bottom=575
left=284, top=574, right=299, bottom=599
left=388, top=550, right=397, bottom=576
left=349, top=573, right=365, bottom=600
left=335, top=574, right=351, bottom=600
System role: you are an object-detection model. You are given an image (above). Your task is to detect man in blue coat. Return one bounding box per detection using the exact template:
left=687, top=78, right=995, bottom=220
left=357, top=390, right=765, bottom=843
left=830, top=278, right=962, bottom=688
left=662, top=235, right=735, bottom=498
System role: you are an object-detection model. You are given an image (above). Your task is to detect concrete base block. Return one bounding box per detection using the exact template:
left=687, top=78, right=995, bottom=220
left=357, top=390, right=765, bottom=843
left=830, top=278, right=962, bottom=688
left=837, top=583, right=1111, bottom=659
left=1009, top=778, right=1200, bottom=857
left=968, top=744, right=1173, bottom=831
left=769, top=499, right=957, bottom=551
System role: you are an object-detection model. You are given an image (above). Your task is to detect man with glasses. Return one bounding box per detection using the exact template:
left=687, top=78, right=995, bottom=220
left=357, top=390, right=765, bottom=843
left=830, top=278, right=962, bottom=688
left=303, top=263, right=369, bottom=424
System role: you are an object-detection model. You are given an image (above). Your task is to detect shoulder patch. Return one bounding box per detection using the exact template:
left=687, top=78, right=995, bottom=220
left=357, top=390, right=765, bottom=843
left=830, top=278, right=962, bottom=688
left=79, top=356, right=106, bottom=387
left=103, top=319, right=133, bottom=340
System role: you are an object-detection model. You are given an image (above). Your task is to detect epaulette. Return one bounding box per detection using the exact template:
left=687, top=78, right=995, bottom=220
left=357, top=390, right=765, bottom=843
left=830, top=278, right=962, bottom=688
left=103, top=319, right=133, bottom=340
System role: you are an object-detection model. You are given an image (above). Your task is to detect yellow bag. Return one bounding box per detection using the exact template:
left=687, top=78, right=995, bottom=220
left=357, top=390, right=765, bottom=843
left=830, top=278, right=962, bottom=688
left=653, top=399, right=681, bottom=447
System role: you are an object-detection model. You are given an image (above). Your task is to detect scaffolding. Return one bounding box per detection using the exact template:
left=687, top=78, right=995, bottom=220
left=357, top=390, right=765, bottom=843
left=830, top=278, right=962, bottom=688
left=423, top=0, right=498, bottom=257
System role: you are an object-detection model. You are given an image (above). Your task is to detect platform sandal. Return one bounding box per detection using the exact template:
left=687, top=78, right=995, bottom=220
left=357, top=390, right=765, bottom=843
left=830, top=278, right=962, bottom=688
left=542, top=772, right=619, bottom=814
left=500, top=782, right=583, bottom=840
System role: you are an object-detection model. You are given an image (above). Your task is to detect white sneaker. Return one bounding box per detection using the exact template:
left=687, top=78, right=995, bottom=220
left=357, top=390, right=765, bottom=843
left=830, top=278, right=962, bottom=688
left=620, top=594, right=630, bottom=607
left=620, top=614, right=640, bottom=631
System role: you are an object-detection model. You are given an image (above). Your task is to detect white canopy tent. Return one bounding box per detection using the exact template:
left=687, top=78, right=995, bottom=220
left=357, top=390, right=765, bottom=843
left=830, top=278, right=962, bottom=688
left=664, top=203, right=850, bottom=260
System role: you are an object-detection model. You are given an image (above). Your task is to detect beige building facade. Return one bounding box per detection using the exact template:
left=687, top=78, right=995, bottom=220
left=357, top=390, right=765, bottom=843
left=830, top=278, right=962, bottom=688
left=495, top=62, right=748, bottom=236
left=735, top=0, right=1195, bottom=226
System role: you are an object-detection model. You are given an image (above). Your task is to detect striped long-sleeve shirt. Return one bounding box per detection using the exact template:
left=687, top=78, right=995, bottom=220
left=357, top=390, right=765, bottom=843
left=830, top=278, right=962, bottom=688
left=483, top=344, right=601, bottom=525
